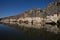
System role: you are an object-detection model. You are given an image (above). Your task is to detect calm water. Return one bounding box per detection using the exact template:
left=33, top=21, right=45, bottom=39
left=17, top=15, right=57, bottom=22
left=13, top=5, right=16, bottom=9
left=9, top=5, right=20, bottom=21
left=0, top=22, right=60, bottom=40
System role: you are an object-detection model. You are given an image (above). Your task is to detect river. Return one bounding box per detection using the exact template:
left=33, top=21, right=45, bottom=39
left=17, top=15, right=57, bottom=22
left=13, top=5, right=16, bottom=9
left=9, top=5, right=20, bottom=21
left=0, top=22, right=60, bottom=40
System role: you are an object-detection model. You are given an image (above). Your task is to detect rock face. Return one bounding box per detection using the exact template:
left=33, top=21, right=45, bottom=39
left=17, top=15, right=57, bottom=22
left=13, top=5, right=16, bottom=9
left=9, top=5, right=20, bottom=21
left=0, top=8, right=45, bottom=23
left=0, top=1, right=60, bottom=23
left=45, top=2, right=57, bottom=15
left=45, top=1, right=60, bottom=15
left=43, top=1, right=60, bottom=23
left=16, top=8, right=45, bottom=18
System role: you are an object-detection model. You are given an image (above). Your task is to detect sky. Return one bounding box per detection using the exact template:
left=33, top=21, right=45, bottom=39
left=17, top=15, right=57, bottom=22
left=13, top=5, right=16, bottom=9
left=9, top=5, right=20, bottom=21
left=0, top=0, right=54, bottom=18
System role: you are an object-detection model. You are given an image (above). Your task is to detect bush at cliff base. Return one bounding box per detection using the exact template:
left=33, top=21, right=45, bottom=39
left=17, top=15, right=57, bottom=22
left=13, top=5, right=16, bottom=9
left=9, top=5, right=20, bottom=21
left=57, top=19, right=60, bottom=28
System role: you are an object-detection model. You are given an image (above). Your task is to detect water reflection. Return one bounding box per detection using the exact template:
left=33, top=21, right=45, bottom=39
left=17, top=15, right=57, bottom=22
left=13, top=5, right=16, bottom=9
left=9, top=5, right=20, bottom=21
left=2, top=22, right=60, bottom=34
left=1, top=22, right=60, bottom=40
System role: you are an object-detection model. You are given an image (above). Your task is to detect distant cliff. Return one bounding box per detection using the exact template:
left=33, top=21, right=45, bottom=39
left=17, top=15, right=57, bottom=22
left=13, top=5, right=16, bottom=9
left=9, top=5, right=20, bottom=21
left=1, top=8, right=45, bottom=20
left=0, top=1, right=60, bottom=23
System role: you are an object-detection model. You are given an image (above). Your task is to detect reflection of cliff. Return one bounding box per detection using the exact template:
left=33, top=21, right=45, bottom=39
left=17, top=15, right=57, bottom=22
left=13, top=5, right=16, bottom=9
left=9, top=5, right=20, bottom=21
left=2, top=22, right=60, bottom=34
left=1, top=22, right=60, bottom=40
left=3, top=22, right=43, bottom=29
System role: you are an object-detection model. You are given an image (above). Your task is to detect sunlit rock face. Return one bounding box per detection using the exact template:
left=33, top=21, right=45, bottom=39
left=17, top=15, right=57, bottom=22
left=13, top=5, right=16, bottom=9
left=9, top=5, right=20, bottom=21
left=0, top=1, right=60, bottom=24
left=46, top=14, right=60, bottom=23
left=16, top=8, right=45, bottom=23
left=44, top=1, right=60, bottom=23
left=44, top=1, right=60, bottom=16
left=18, top=17, right=44, bottom=23
left=44, top=2, right=57, bottom=15
left=15, top=8, right=44, bottom=18
left=0, top=8, right=45, bottom=23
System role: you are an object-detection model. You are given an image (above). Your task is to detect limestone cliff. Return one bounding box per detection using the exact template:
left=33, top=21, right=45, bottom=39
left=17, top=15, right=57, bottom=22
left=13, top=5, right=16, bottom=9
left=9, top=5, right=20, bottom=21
left=0, top=1, right=60, bottom=22
left=44, top=1, right=60, bottom=16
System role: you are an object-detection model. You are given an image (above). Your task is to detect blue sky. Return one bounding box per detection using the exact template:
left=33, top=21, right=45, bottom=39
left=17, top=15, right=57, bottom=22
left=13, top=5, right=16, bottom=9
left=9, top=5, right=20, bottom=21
left=0, top=0, right=54, bottom=18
